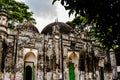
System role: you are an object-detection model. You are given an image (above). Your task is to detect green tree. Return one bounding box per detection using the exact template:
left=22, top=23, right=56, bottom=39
left=53, top=0, right=120, bottom=69
left=53, top=0, right=120, bottom=52
left=66, top=15, right=89, bottom=35
left=0, top=0, right=36, bottom=28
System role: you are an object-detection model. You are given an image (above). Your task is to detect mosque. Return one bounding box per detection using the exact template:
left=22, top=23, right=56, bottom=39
left=0, top=10, right=119, bottom=80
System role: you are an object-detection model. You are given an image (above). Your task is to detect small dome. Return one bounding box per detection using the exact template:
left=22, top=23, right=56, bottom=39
left=17, top=22, right=39, bottom=33
left=41, top=22, right=73, bottom=34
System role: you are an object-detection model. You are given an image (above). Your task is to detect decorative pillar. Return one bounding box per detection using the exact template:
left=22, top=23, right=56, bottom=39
left=0, top=40, right=3, bottom=79
left=110, top=49, right=117, bottom=80
left=98, top=57, right=105, bottom=80
left=0, top=40, right=3, bottom=66
left=0, top=10, right=8, bottom=79
left=85, top=54, right=89, bottom=80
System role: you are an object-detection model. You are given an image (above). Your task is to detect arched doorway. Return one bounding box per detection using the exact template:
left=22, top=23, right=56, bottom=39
left=26, top=66, right=32, bottom=80
left=24, top=62, right=34, bottom=80
left=68, top=52, right=79, bottom=80
left=24, top=52, right=36, bottom=80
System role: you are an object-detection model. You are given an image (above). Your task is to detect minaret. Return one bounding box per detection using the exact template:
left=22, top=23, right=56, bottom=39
left=0, top=10, right=8, bottom=79
left=0, top=10, right=8, bottom=38
left=0, top=10, right=8, bottom=37
left=0, top=10, right=8, bottom=27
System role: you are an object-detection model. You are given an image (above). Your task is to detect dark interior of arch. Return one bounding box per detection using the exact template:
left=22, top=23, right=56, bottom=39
left=26, top=65, right=32, bottom=80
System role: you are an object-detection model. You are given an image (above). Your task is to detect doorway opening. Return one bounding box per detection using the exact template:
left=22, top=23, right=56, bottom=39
left=24, top=62, right=34, bottom=80
left=26, top=66, right=32, bottom=80
left=69, top=62, right=75, bottom=80
left=24, top=52, right=36, bottom=80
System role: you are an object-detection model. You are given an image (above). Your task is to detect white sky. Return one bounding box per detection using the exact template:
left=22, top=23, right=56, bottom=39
left=15, top=0, right=74, bottom=32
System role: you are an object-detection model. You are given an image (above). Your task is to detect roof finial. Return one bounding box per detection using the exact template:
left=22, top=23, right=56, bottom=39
left=55, top=18, right=58, bottom=23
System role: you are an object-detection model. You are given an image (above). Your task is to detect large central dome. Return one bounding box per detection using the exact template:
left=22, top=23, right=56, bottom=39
left=41, top=22, right=73, bottom=35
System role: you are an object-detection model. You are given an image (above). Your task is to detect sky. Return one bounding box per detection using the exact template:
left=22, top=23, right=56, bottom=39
left=15, top=0, right=74, bottom=32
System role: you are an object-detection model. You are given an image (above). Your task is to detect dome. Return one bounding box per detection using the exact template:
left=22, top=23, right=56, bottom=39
left=17, top=22, right=39, bottom=33
left=41, top=22, right=73, bottom=34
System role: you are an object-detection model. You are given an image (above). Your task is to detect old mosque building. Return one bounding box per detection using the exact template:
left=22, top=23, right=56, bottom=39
left=0, top=10, right=119, bottom=80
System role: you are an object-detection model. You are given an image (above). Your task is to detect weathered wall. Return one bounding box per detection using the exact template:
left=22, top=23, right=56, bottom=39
left=0, top=22, right=117, bottom=80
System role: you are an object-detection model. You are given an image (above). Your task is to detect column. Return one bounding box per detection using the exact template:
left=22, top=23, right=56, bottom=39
left=0, top=40, right=3, bottom=79
left=110, top=49, right=117, bottom=80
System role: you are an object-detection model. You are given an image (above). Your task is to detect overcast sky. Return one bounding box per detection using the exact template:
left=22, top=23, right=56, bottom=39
left=15, top=0, right=74, bottom=32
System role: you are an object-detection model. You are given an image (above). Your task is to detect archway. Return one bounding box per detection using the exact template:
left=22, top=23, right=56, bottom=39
left=24, top=52, right=36, bottom=80
left=69, top=52, right=79, bottom=64
left=26, top=66, right=32, bottom=80
left=68, top=52, right=79, bottom=80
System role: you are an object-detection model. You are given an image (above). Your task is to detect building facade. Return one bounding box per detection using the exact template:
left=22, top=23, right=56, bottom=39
left=0, top=10, right=118, bottom=80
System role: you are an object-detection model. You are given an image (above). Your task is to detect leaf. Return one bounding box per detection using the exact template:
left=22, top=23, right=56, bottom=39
left=0, top=0, right=36, bottom=28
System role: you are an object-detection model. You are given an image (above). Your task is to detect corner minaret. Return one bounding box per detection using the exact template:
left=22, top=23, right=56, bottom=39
left=0, top=10, right=8, bottom=27
left=0, top=10, right=8, bottom=78
left=0, top=10, right=8, bottom=35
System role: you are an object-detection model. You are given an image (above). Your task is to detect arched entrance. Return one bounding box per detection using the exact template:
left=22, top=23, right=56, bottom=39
left=68, top=52, right=79, bottom=80
left=26, top=66, right=32, bottom=80
left=24, top=52, right=36, bottom=80
left=24, top=62, right=34, bottom=80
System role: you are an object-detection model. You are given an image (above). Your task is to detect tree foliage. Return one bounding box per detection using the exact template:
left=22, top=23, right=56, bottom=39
left=66, top=15, right=89, bottom=35
left=0, top=0, right=36, bottom=28
left=53, top=0, right=120, bottom=52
